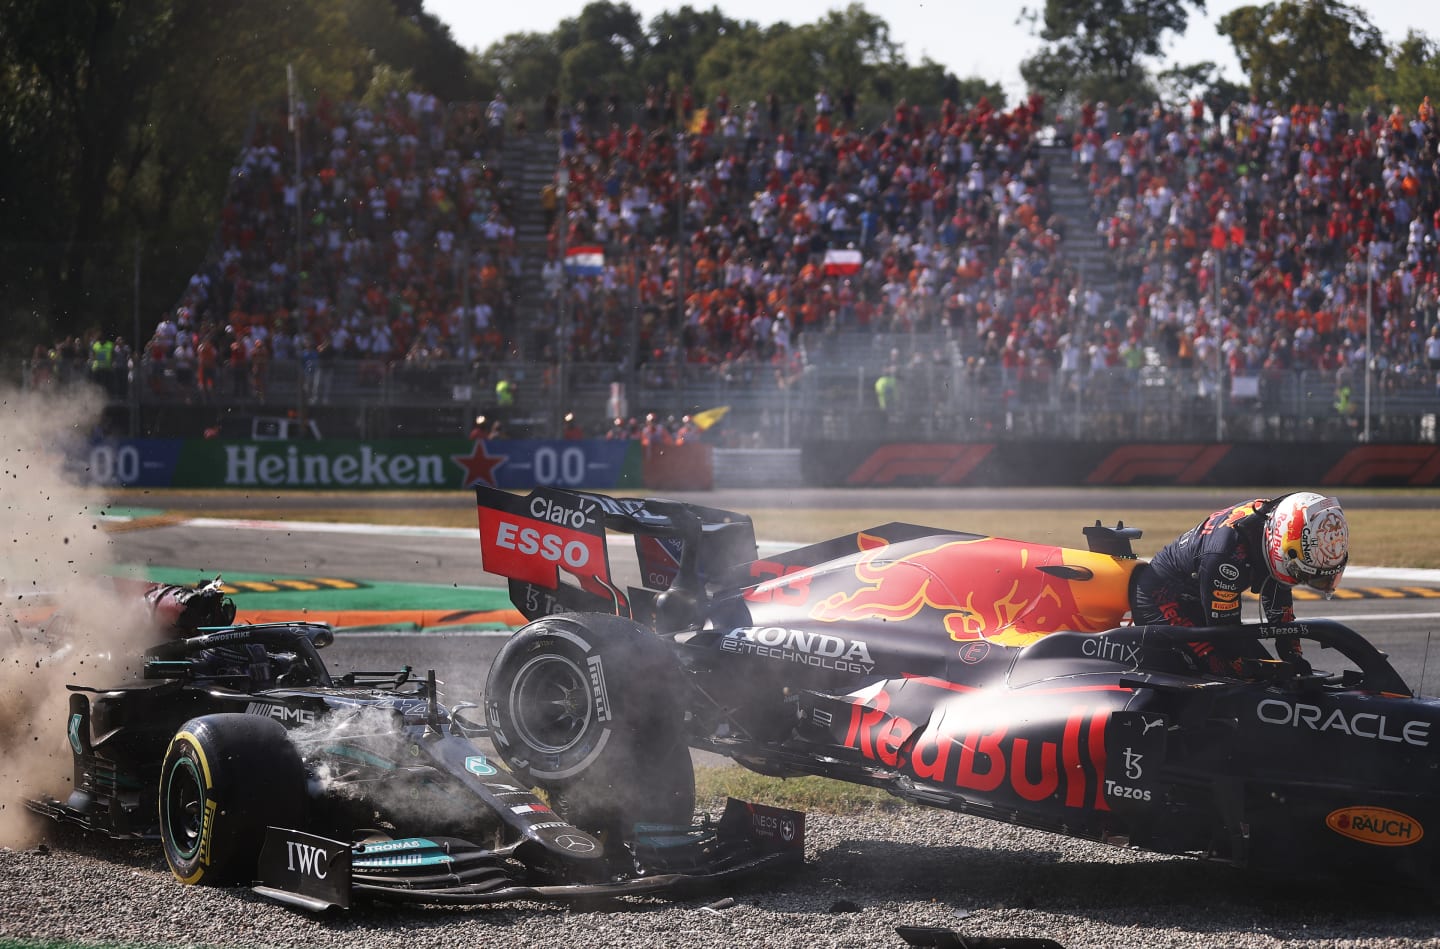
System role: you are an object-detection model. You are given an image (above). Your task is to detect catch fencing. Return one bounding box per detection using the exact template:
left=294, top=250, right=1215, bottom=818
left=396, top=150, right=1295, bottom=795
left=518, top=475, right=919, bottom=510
left=28, top=330, right=1440, bottom=446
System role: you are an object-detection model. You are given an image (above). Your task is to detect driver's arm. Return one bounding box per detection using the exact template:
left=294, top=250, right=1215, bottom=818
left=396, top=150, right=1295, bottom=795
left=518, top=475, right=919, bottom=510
left=1196, top=554, right=1245, bottom=626
left=1257, top=577, right=1307, bottom=666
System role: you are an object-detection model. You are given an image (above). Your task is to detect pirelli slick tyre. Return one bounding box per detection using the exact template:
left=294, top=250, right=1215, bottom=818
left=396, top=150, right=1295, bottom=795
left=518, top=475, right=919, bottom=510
left=484, top=613, right=695, bottom=834
left=159, top=714, right=306, bottom=886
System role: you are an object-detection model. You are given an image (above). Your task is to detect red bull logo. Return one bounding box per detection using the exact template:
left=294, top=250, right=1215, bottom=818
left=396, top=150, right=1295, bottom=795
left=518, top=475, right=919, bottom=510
left=1201, top=499, right=1263, bottom=535
left=844, top=688, right=1111, bottom=809
left=805, top=533, right=1135, bottom=646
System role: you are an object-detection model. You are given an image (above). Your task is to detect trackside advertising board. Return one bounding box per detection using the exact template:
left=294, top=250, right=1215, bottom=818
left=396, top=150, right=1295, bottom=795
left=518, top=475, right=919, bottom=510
left=802, top=441, right=1440, bottom=488
left=77, top=439, right=643, bottom=490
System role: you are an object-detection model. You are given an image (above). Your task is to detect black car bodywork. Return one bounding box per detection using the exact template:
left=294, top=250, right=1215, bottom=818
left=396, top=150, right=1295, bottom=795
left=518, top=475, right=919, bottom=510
left=27, top=608, right=803, bottom=910
left=475, top=485, right=1440, bottom=887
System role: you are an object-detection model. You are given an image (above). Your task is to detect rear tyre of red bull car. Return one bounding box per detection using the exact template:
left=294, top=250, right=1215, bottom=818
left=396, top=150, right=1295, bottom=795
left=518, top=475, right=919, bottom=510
left=484, top=613, right=696, bottom=838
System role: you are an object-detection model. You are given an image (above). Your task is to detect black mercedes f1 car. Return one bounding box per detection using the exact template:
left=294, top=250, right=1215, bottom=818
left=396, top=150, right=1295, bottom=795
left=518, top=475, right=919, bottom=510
left=27, top=582, right=802, bottom=910
left=474, top=485, right=1440, bottom=888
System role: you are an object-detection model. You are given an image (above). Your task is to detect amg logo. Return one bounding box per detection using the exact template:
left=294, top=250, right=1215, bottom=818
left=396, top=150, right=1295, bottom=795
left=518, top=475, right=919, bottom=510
left=246, top=702, right=316, bottom=726
left=285, top=841, right=330, bottom=878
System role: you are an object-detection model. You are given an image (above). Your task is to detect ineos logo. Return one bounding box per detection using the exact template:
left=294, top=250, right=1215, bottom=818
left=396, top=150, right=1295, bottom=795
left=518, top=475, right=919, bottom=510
left=555, top=834, right=596, bottom=853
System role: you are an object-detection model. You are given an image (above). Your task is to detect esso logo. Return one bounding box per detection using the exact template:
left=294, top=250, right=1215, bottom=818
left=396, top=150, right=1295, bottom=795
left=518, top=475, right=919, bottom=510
left=494, top=522, right=592, bottom=569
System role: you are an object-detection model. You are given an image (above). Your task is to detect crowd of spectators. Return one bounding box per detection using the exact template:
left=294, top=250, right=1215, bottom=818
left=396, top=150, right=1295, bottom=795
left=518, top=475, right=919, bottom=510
left=546, top=88, right=1063, bottom=390
left=74, top=80, right=1438, bottom=427
left=132, top=89, right=522, bottom=401
left=1076, top=94, right=1440, bottom=401
left=544, top=85, right=1439, bottom=420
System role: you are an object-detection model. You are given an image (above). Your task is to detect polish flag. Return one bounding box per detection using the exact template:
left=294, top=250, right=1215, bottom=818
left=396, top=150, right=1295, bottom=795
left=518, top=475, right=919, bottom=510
left=823, top=248, right=862, bottom=276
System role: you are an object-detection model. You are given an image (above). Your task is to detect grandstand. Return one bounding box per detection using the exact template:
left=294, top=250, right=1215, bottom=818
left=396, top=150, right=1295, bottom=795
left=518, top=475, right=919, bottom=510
left=31, top=90, right=1440, bottom=447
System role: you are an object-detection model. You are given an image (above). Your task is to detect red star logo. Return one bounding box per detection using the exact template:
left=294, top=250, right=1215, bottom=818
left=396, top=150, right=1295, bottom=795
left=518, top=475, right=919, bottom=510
left=452, top=441, right=507, bottom=488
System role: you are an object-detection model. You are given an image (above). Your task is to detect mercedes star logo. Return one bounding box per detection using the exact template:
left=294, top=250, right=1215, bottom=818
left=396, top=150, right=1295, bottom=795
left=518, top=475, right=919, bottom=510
left=555, top=834, right=597, bottom=853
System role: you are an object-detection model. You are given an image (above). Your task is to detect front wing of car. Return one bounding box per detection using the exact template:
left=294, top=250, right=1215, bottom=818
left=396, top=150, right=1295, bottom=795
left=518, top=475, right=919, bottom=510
left=253, top=798, right=806, bottom=910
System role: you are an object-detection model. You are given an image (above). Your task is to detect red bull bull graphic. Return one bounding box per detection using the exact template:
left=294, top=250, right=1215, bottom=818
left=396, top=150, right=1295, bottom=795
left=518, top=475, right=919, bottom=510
left=792, top=532, right=1138, bottom=646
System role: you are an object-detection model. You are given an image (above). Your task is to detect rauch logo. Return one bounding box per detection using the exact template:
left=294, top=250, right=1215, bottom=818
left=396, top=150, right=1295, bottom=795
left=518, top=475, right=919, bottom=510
left=1326, top=806, right=1424, bottom=847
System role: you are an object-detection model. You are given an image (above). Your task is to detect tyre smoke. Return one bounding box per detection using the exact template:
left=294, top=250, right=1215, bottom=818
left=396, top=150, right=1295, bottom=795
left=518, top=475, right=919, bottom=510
left=290, top=704, right=495, bottom=836
left=0, top=386, right=155, bottom=846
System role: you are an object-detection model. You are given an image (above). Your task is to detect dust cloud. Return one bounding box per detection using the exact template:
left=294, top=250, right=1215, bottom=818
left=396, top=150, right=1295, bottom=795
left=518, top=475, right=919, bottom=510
left=0, top=386, right=156, bottom=846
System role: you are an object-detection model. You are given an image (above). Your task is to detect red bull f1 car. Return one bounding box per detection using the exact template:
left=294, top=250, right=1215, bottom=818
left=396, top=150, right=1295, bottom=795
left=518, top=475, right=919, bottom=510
left=475, top=485, right=1440, bottom=887
left=26, top=582, right=803, bottom=910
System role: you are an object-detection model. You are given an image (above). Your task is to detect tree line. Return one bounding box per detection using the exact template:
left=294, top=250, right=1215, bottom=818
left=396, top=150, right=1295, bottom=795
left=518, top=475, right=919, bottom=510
left=2, top=0, right=1436, bottom=353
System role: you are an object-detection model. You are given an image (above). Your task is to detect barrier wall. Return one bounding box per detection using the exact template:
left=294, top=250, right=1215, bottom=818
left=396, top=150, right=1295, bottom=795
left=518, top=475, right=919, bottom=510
left=801, top=441, right=1440, bottom=488
left=80, top=438, right=714, bottom=491
left=77, top=437, right=1440, bottom=490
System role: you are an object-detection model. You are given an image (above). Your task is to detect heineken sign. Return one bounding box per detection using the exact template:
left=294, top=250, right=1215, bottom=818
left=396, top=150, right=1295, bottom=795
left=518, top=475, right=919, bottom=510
left=222, top=444, right=448, bottom=487
left=80, top=439, right=640, bottom=490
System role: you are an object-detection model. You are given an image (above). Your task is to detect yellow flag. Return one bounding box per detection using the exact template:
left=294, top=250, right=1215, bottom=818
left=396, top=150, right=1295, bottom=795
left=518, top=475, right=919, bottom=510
left=690, top=406, right=729, bottom=430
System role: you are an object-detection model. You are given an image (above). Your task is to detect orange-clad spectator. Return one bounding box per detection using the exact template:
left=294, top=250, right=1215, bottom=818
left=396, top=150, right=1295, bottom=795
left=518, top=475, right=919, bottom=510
left=196, top=334, right=218, bottom=395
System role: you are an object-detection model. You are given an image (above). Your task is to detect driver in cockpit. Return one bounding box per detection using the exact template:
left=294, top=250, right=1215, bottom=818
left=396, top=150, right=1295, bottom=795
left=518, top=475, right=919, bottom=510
left=1130, top=492, right=1349, bottom=675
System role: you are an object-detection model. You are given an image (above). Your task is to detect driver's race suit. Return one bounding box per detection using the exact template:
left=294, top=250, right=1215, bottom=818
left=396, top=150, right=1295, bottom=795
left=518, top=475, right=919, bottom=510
left=1131, top=496, right=1304, bottom=674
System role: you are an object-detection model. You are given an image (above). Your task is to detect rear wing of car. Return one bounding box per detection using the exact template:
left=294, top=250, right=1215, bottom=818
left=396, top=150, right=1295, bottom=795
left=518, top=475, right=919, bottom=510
left=474, top=485, right=757, bottom=624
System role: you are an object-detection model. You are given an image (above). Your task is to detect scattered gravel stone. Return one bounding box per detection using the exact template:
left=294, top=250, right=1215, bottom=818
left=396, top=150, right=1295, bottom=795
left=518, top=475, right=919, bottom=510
left=7, top=805, right=1440, bottom=948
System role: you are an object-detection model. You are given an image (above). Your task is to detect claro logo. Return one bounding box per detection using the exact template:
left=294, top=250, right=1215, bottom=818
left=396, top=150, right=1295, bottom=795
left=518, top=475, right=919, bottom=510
left=1255, top=699, right=1431, bottom=746
left=1326, top=806, right=1424, bottom=846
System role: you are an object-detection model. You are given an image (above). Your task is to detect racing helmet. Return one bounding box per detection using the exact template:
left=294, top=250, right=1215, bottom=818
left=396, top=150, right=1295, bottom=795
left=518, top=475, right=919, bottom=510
left=1262, top=493, right=1349, bottom=595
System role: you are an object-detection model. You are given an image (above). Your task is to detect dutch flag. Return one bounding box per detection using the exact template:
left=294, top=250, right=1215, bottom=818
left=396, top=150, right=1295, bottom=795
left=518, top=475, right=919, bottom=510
left=565, top=245, right=605, bottom=275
